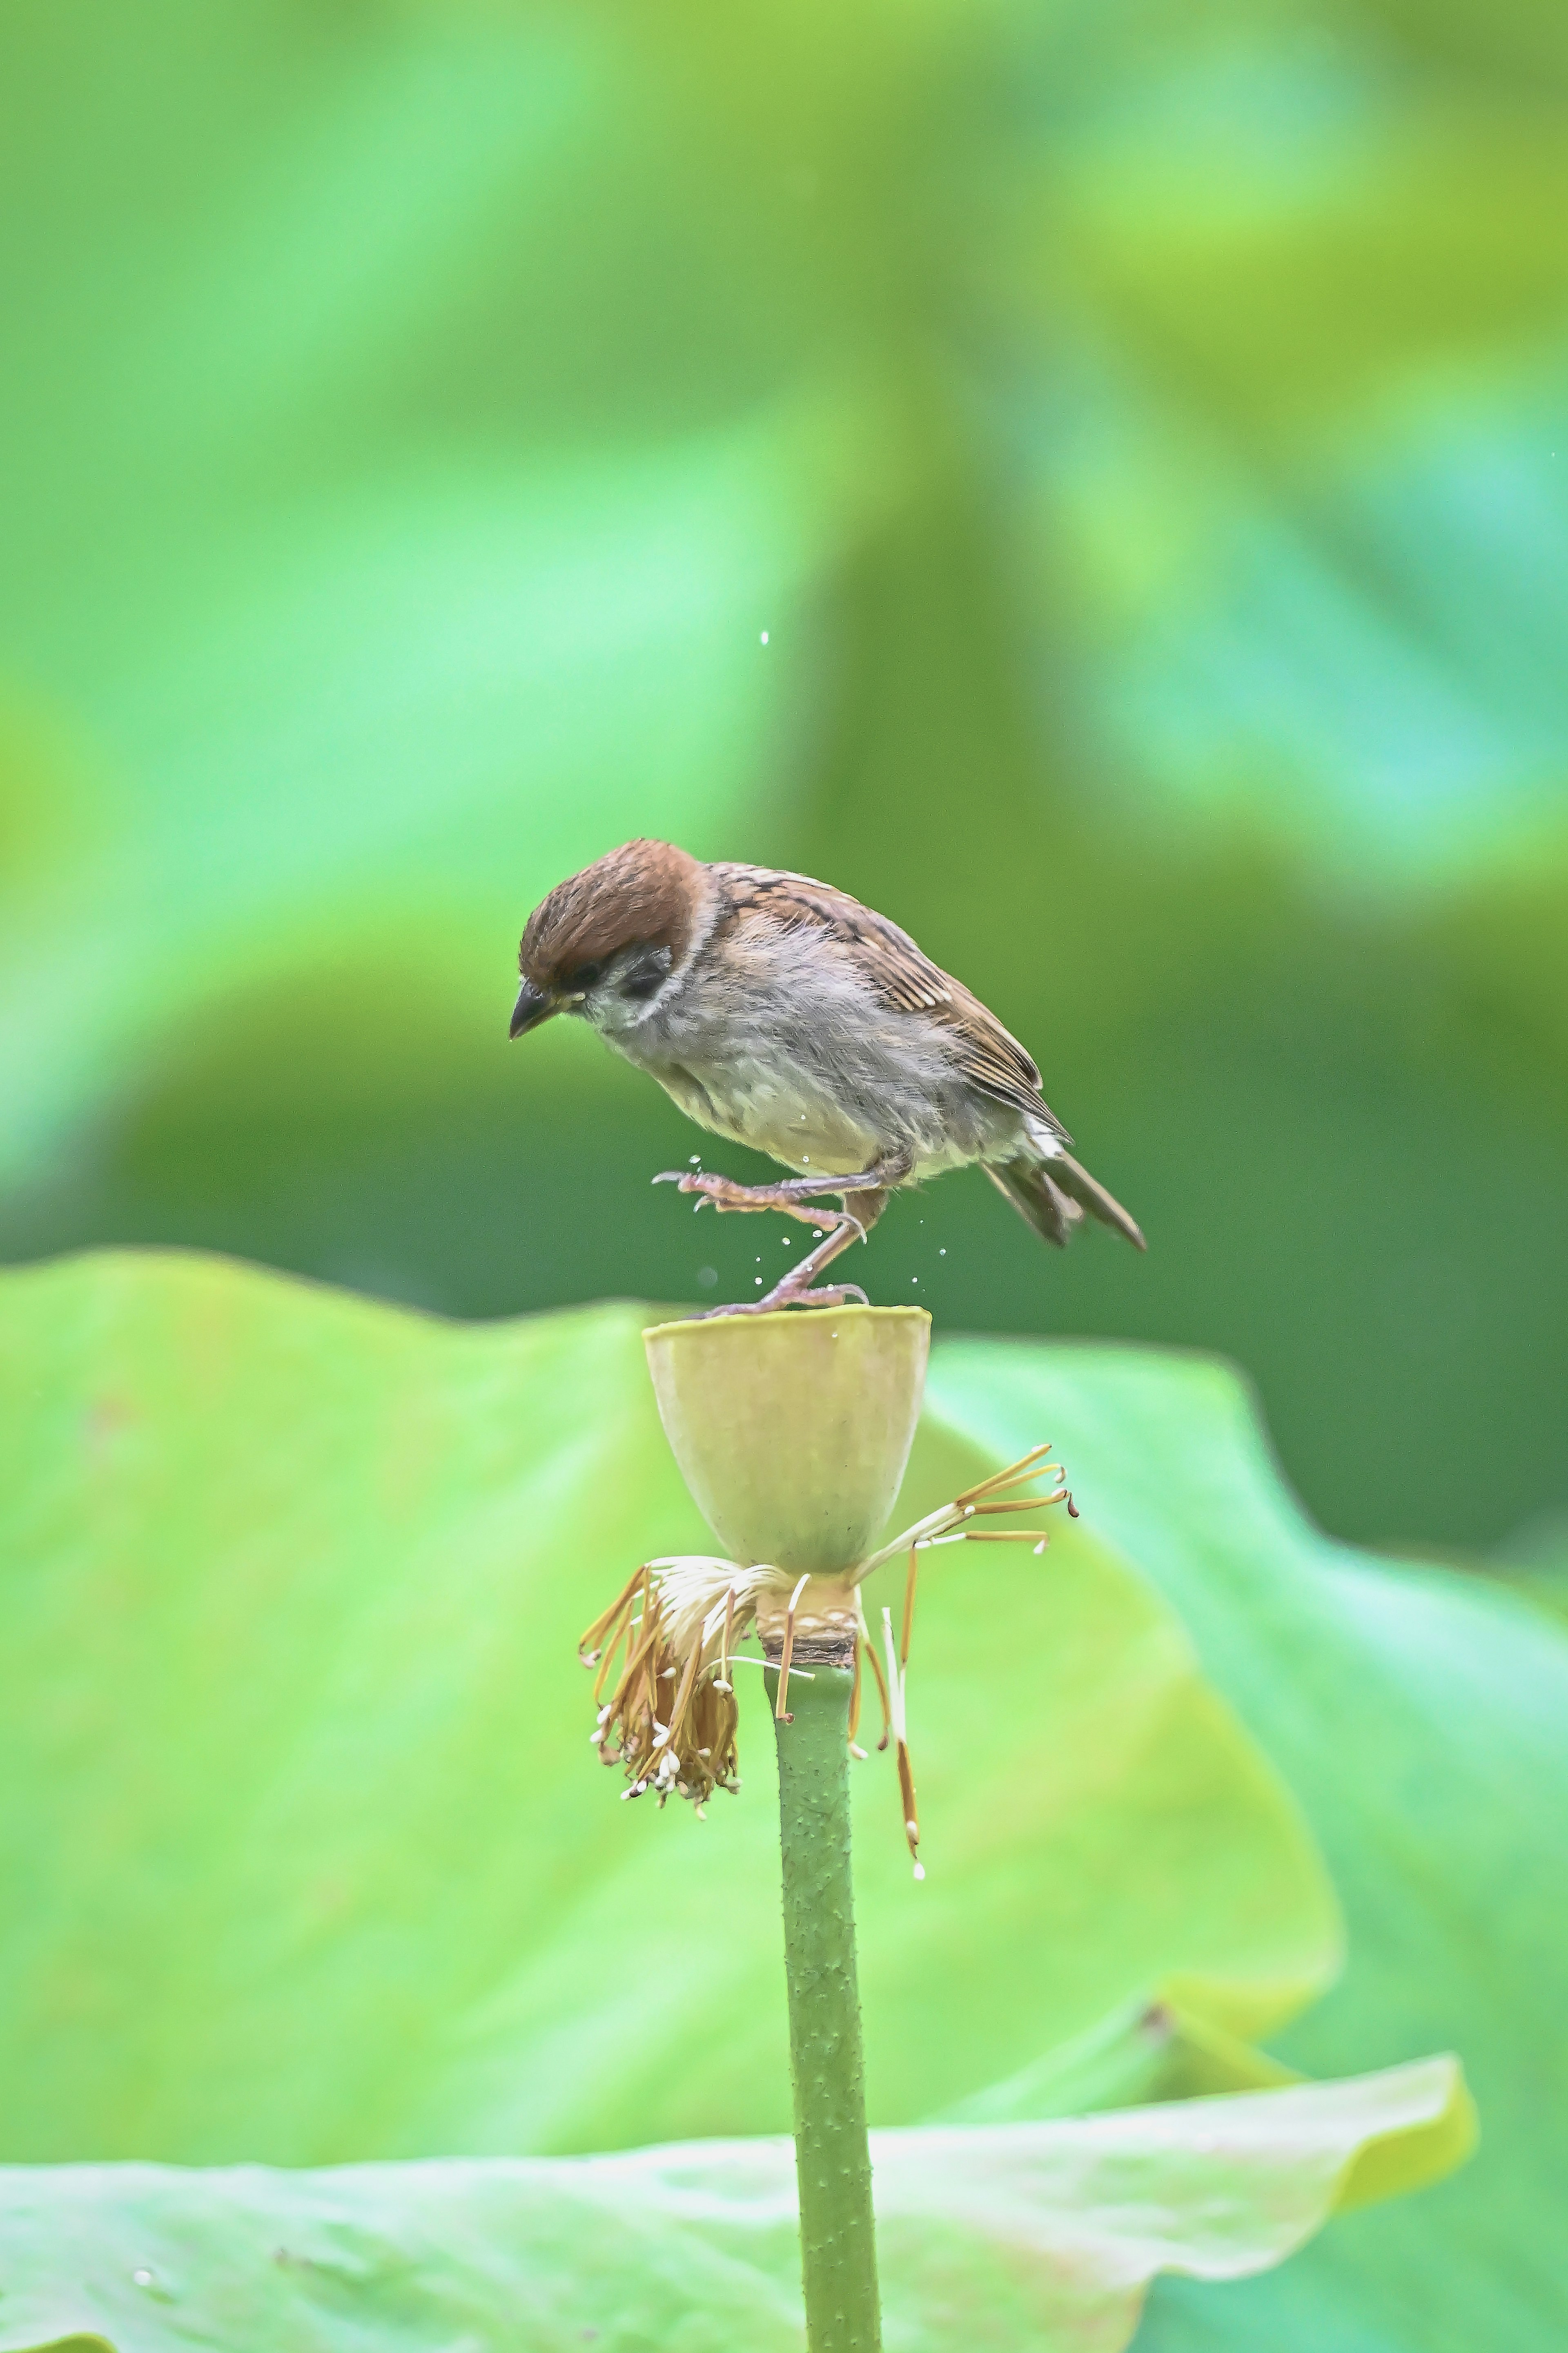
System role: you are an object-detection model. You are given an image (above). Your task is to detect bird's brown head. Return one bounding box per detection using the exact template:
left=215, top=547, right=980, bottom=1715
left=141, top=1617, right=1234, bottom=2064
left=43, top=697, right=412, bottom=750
left=511, top=839, right=706, bottom=1038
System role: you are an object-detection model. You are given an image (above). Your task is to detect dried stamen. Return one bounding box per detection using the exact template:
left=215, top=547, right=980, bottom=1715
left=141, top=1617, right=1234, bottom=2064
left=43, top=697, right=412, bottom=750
left=585, top=1562, right=744, bottom=1808
left=881, top=1606, right=922, bottom=1880
left=717, top=1580, right=737, bottom=1694
left=578, top=1561, right=648, bottom=1671
left=858, top=1595, right=893, bottom=1751
left=578, top=1439, right=1076, bottom=1855
left=953, top=1443, right=1056, bottom=1507
left=848, top=1628, right=864, bottom=1752
left=969, top=1494, right=1064, bottom=1514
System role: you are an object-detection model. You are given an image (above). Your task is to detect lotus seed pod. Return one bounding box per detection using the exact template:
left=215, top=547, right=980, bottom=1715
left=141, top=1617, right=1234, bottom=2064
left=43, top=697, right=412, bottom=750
left=642, top=1306, right=929, bottom=1573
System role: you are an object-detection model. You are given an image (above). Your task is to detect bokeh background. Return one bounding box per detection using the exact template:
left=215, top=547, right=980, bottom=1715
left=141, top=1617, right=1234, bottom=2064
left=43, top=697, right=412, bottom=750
left=2, top=0, right=1565, bottom=1559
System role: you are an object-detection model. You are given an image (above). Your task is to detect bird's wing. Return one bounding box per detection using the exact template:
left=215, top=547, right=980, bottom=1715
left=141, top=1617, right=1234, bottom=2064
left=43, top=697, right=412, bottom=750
left=710, top=863, right=1067, bottom=1134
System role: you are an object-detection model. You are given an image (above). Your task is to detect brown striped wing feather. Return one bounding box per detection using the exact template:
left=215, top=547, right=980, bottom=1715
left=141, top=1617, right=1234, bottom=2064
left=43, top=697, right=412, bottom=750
left=709, top=863, right=1069, bottom=1137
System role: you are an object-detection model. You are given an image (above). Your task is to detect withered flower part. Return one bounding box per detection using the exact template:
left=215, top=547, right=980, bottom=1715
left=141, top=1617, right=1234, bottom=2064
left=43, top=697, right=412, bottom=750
left=578, top=1444, right=1075, bottom=1861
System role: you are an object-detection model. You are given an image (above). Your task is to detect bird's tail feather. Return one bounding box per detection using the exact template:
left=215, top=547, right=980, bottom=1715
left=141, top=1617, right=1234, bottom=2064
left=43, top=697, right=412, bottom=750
left=986, top=1160, right=1080, bottom=1248
left=987, top=1149, right=1145, bottom=1252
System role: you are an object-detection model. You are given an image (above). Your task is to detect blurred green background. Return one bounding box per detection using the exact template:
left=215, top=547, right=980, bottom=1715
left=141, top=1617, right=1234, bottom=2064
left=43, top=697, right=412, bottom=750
left=1, top=0, right=1564, bottom=1556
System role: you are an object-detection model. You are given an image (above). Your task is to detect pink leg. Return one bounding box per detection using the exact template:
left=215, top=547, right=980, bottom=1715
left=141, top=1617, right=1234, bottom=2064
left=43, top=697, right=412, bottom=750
left=695, top=1189, right=891, bottom=1317
left=650, top=1161, right=905, bottom=1315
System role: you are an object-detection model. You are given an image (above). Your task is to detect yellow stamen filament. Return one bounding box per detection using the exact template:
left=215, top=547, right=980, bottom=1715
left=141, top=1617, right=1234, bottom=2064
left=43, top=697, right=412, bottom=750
left=859, top=1606, right=892, bottom=1751
left=661, top=1637, right=704, bottom=1755
left=898, top=1746, right=922, bottom=1882
left=856, top=1444, right=1071, bottom=1578
left=582, top=1561, right=747, bottom=1807
left=970, top=1494, right=1067, bottom=1514
left=881, top=1605, right=922, bottom=1879
left=578, top=1561, right=648, bottom=1667
left=581, top=1564, right=653, bottom=1704
left=954, top=1443, right=1056, bottom=1506
left=717, top=1581, right=737, bottom=1694
left=900, top=1546, right=918, bottom=1670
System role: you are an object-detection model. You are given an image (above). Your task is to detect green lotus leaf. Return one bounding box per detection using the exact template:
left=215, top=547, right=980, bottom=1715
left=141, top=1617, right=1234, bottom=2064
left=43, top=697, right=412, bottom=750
left=926, top=1343, right=1568, bottom=2347
left=0, top=2059, right=1469, bottom=2353
left=0, top=1251, right=1338, bottom=2161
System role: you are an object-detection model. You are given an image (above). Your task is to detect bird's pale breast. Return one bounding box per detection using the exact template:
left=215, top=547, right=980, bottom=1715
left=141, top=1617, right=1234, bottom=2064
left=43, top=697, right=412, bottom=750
left=612, top=918, right=1016, bottom=1178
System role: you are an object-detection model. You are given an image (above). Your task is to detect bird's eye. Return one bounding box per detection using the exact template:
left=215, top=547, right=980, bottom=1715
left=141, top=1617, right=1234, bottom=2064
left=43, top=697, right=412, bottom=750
left=568, top=961, right=604, bottom=992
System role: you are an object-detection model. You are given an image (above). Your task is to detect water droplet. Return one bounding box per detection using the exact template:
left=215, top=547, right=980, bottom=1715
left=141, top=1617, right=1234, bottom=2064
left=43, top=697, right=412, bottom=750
left=697, top=1265, right=717, bottom=1287
left=132, top=2268, right=156, bottom=2288
left=755, top=1277, right=763, bottom=1285
left=760, top=629, right=769, bottom=645
left=939, top=1247, right=946, bottom=1256
left=912, top=1863, right=926, bottom=1881
left=689, top=1155, right=700, bottom=1165
left=911, top=1276, right=919, bottom=1285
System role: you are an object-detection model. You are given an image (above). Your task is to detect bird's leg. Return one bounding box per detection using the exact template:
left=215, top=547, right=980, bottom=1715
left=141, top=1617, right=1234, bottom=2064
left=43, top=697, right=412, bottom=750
left=653, top=1154, right=909, bottom=1215
left=693, top=1189, right=892, bottom=1318
left=651, top=1155, right=909, bottom=1316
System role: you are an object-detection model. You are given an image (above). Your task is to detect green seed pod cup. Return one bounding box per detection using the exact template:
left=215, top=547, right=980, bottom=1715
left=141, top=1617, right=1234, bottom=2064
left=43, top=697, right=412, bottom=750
left=642, top=1305, right=931, bottom=1574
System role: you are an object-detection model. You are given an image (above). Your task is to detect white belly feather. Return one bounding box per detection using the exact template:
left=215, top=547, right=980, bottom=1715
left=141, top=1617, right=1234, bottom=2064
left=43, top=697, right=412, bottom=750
left=604, top=919, right=1015, bottom=1178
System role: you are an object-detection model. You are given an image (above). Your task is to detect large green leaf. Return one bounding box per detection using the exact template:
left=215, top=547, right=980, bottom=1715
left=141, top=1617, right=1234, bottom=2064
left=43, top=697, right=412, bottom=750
left=0, top=1251, right=1336, bottom=2162
left=926, top=1344, right=1568, bottom=2348
left=0, top=2060, right=1469, bottom=2353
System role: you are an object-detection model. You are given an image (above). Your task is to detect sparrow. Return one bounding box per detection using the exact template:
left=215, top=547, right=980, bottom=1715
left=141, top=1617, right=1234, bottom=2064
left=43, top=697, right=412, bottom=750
left=510, top=838, right=1144, bottom=1313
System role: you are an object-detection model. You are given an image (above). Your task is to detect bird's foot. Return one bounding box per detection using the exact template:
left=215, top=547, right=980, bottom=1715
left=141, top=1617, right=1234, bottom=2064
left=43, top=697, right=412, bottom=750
left=653, top=1168, right=866, bottom=1238
left=692, top=1279, right=871, bottom=1321
left=693, top=1208, right=872, bottom=1316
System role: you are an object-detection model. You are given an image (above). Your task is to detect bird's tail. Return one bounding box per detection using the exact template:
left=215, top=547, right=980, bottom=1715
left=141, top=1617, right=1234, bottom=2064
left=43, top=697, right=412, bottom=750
left=986, top=1146, right=1145, bottom=1252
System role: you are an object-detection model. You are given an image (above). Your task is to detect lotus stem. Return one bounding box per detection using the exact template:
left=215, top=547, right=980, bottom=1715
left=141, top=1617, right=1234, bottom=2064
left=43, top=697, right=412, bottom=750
left=767, top=1655, right=882, bottom=2353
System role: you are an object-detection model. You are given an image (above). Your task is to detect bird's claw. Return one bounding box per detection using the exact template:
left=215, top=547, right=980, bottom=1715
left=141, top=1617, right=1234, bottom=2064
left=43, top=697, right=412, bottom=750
left=654, top=1169, right=753, bottom=1210
left=691, top=1281, right=870, bottom=1320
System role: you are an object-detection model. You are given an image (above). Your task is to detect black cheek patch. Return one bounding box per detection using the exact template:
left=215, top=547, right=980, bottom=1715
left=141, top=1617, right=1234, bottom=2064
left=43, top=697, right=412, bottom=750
left=619, top=945, right=674, bottom=1001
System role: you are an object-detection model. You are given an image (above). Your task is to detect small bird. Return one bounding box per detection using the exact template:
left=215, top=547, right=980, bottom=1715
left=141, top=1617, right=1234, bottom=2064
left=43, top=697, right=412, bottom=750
left=511, top=839, right=1144, bottom=1312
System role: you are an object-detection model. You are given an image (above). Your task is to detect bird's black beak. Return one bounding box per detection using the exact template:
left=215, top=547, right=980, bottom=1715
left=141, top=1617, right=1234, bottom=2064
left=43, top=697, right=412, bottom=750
left=509, top=978, right=558, bottom=1039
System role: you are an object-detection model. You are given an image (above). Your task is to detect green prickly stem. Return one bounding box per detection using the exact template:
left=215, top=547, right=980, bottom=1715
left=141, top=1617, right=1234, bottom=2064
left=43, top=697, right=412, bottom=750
left=766, top=1659, right=882, bottom=2353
